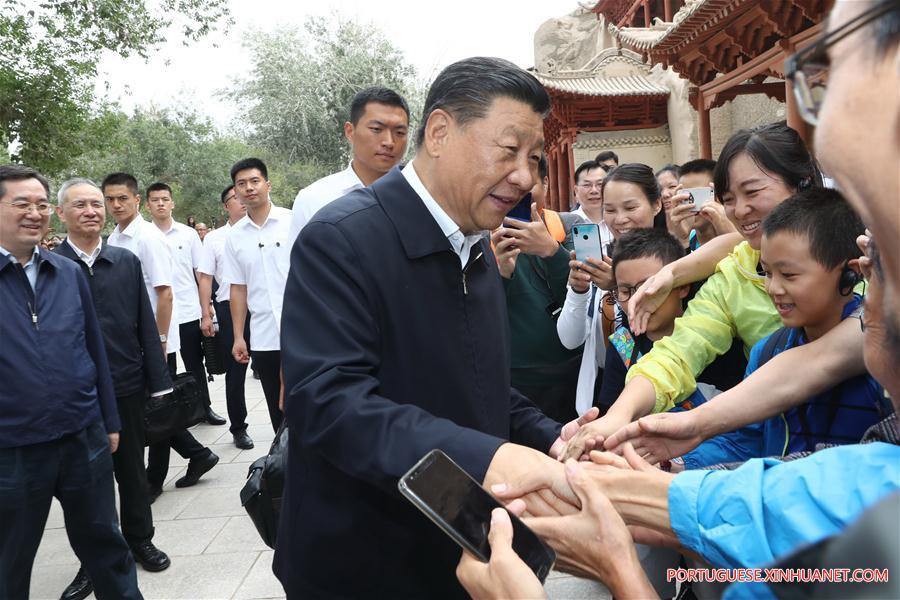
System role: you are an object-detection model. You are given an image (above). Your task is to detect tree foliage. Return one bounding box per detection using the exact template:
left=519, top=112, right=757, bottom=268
left=1, top=0, right=230, bottom=173
left=230, top=16, right=425, bottom=171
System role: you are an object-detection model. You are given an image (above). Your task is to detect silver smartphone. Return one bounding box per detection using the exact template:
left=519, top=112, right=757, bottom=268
left=682, top=187, right=714, bottom=213
left=398, top=449, right=556, bottom=582
left=572, top=223, right=604, bottom=263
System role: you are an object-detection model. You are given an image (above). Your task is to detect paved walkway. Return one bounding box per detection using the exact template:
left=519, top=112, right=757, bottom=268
left=32, top=371, right=609, bottom=599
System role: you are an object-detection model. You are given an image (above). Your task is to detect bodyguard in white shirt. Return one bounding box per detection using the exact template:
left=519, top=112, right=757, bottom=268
left=289, top=87, right=410, bottom=241
left=102, top=173, right=218, bottom=499
left=145, top=182, right=225, bottom=426
left=198, top=185, right=254, bottom=449
left=223, top=158, right=290, bottom=431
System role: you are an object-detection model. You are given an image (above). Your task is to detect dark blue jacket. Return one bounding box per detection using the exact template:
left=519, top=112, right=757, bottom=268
left=274, top=166, right=561, bottom=599
left=55, top=241, right=172, bottom=397
left=0, top=248, right=119, bottom=448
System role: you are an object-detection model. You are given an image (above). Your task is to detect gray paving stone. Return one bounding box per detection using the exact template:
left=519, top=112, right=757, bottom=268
left=45, top=497, right=65, bottom=530
left=134, top=551, right=258, bottom=599
left=29, top=563, right=82, bottom=599
left=545, top=574, right=612, bottom=599
left=33, top=528, right=79, bottom=567
left=232, top=550, right=286, bottom=600
left=205, top=515, right=271, bottom=554
left=150, top=487, right=201, bottom=521
left=177, top=486, right=249, bottom=520
left=152, top=516, right=229, bottom=556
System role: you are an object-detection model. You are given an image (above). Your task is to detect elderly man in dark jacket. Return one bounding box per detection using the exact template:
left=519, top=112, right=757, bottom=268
left=55, top=178, right=174, bottom=599
left=275, top=57, right=592, bottom=598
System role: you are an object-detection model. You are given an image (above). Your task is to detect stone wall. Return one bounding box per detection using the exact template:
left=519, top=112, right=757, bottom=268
left=574, top=125, right=673, bottom=170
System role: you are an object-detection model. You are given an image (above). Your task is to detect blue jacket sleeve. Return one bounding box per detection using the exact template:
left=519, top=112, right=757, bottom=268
left=77, top=267, right=120, bottom=433
left=668, top=443, right=900, bottom=569
left=682, top=422, right=765, bottom=469
left=281, top=221, right=507, bottom=492
left=509, top=389, right=561, bottom=451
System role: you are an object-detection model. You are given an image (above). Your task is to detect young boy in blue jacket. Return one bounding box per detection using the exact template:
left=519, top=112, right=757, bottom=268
left=681, top=188, right=887, bottom=470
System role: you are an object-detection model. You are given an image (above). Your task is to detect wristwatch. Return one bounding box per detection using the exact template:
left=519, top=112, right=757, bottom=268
left=159, top=334, right=168, bottom=343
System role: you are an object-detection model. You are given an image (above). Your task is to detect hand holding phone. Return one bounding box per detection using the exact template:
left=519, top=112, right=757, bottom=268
left=572, top=224, right=604, bottom=264
left=681, top=187, right=714, bottom=213
left=399, top=450, right=556, bottom=582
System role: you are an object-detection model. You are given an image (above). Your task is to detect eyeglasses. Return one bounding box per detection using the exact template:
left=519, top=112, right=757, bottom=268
left=1, top=200, right=53, bottom=216
left=577, top=182, right=604, bottom=191
left=611, top=279, right=649, bottom=308
left=785, top=2, right=895, bottom=126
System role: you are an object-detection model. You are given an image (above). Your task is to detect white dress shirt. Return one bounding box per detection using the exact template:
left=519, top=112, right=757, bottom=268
left=197, top=222, right=232, bottom=303
left=65, top=237, right=102, bottom=268
left=290, top=163, right=364, bottom=243
left=0, top=244, right=40, bottom=290
left=223, top=203, right=293, bottom=351
left=157, top=220, right=203, bottom=324
left=108, top=214, right=180, bottom=354
left=402, top=162, right=486, bottom=268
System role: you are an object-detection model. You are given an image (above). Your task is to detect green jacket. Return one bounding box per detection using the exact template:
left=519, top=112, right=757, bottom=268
left=505, top=211, right=586, bottom=387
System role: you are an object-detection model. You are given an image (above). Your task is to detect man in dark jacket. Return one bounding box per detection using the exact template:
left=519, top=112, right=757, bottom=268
left=275, top=57, right=589, bottom=598
left=0, top=165, right=140, bottom=599
left=55, top=178, right=173, bottom=599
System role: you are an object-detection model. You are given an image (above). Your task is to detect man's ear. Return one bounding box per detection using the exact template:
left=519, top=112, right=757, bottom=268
left=343, top=121, right=354, bottom=144
left=422, top=109, right=452, bottom=158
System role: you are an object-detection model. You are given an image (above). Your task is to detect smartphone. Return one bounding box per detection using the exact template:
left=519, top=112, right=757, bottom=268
left=682, top=187, right=714, bottom=213
left=506, top=193, right=533, bottom=222
left=398, top=449, right=556, bottom=582
left=572, top=224, right=604, bottom=264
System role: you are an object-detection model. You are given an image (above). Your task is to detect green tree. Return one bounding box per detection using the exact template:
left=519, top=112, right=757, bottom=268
left=230, top=16, right=425, bottom=171
left=1, top=0, right=230, bottom=173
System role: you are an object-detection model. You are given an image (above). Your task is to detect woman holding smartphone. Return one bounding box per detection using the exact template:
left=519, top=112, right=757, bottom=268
left=557, top=163, right=664, bottom=415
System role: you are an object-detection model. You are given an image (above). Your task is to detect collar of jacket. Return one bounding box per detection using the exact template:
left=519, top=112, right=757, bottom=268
left=370, top=166, right=460, bottom=261
left=56, top=239, right=117, bottom=265
left=0, top=246, right=56, bottom=275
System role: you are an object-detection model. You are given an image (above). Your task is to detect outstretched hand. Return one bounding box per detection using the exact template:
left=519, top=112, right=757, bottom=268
left=626, top=268, right=675, bottom=336
left=548, top=407, right=599, bottom=459
left=603, top=410, right=704, bottom=464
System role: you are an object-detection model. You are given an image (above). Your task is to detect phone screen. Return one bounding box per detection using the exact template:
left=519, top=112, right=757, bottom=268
left=506, top=193, right=533, bottom=222
left=399, top=450, right=556, bottom=582
left=682, top=187, right=714, bottom=213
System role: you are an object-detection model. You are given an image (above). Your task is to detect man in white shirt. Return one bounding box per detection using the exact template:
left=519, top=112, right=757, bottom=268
left=102, top=173, right=218, bottom=499
left=289, top=86, right=410, bottom=241
left=145, top=181, right=225, bottom=426
left=223, top=158, right=290, bottom=432
left=198, top=184, right=254, bottom=449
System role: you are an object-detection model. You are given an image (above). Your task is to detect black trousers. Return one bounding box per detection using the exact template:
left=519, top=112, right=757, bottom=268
left=215, top=299, right=249, bottom=434
left=145, top=355, right=210, bottom=489
left=178, top=319, right=211, bottom=405
left=112, top=389, right=154, bottom=546
left=251, top=349, right=283, bottom=432
left=0, top=423, right=141, bottom=600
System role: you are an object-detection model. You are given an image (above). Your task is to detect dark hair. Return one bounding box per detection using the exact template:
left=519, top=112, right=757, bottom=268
left=714, top=122, right=822, bottom=200
left=230, top=158, right=268, bottom=182
left=762, top=188, right=864, bottom=270
left=101, top=172, right=139, bottom=195
left=220, top=184, right=235, bottom=203
left=655, top=164, right=680, bottom=179
left=872, top=0, right=900, bottom=55
left=601, top=163, right=660, bottom=205
left=612, top=228, right=684, bottom=272
left=0, top=164, right=50, bottom=200
left=415, top=57, right=550, bottom=148
left=679, top=159, right=717, bottom=178
left=537, top=155, right=548, bottom=180
left=574, top=159, right=606, bottom=184
left=349, top=87, right=410, bottom=125
left=146, top=182, right=173, bottom=199
left=595, top=150, right=619, bottom=165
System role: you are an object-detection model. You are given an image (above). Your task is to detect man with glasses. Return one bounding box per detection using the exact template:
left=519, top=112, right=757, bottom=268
left=0, top=165, right=141, bottom=599
left=570, top=160, right=612, bottom=240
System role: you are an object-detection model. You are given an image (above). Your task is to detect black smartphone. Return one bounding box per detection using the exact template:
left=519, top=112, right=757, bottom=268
left=506, top=193, right=533, bottom=222
left=398, top=449, right=556, bottom=582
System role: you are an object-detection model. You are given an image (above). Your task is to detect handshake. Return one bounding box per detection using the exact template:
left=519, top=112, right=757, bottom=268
left=459, top=409, right=706, bottom=599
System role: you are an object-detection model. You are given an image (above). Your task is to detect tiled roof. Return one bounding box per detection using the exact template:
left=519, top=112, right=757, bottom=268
left=535, top=72, right=669, bottom=97
left=609, top=0, right=734, bottom=51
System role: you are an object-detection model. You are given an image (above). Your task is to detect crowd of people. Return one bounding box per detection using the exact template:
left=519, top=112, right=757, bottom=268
left=0, top=0, right=896, bottom=599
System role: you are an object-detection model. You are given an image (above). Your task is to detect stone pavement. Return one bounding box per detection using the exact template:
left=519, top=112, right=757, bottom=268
left=32, top=370, right=609, bottom=599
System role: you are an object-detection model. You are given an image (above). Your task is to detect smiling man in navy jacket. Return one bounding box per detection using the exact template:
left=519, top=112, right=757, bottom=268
left=0, top=165, right=140, bottom=599
left=275, top=58, right=590, bottom=598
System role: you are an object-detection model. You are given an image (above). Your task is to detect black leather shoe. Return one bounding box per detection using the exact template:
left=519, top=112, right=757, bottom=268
left=175, top=451, right=219, bottom=488
left=60, top=567, right=92, bottom=600
left=233, top=431, right=255, bottom=450
left=204, top=407, right=227, bottom=425
left=130, top=540, right=171, bottom=572
left=148, top=485, right=163, bottom=504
